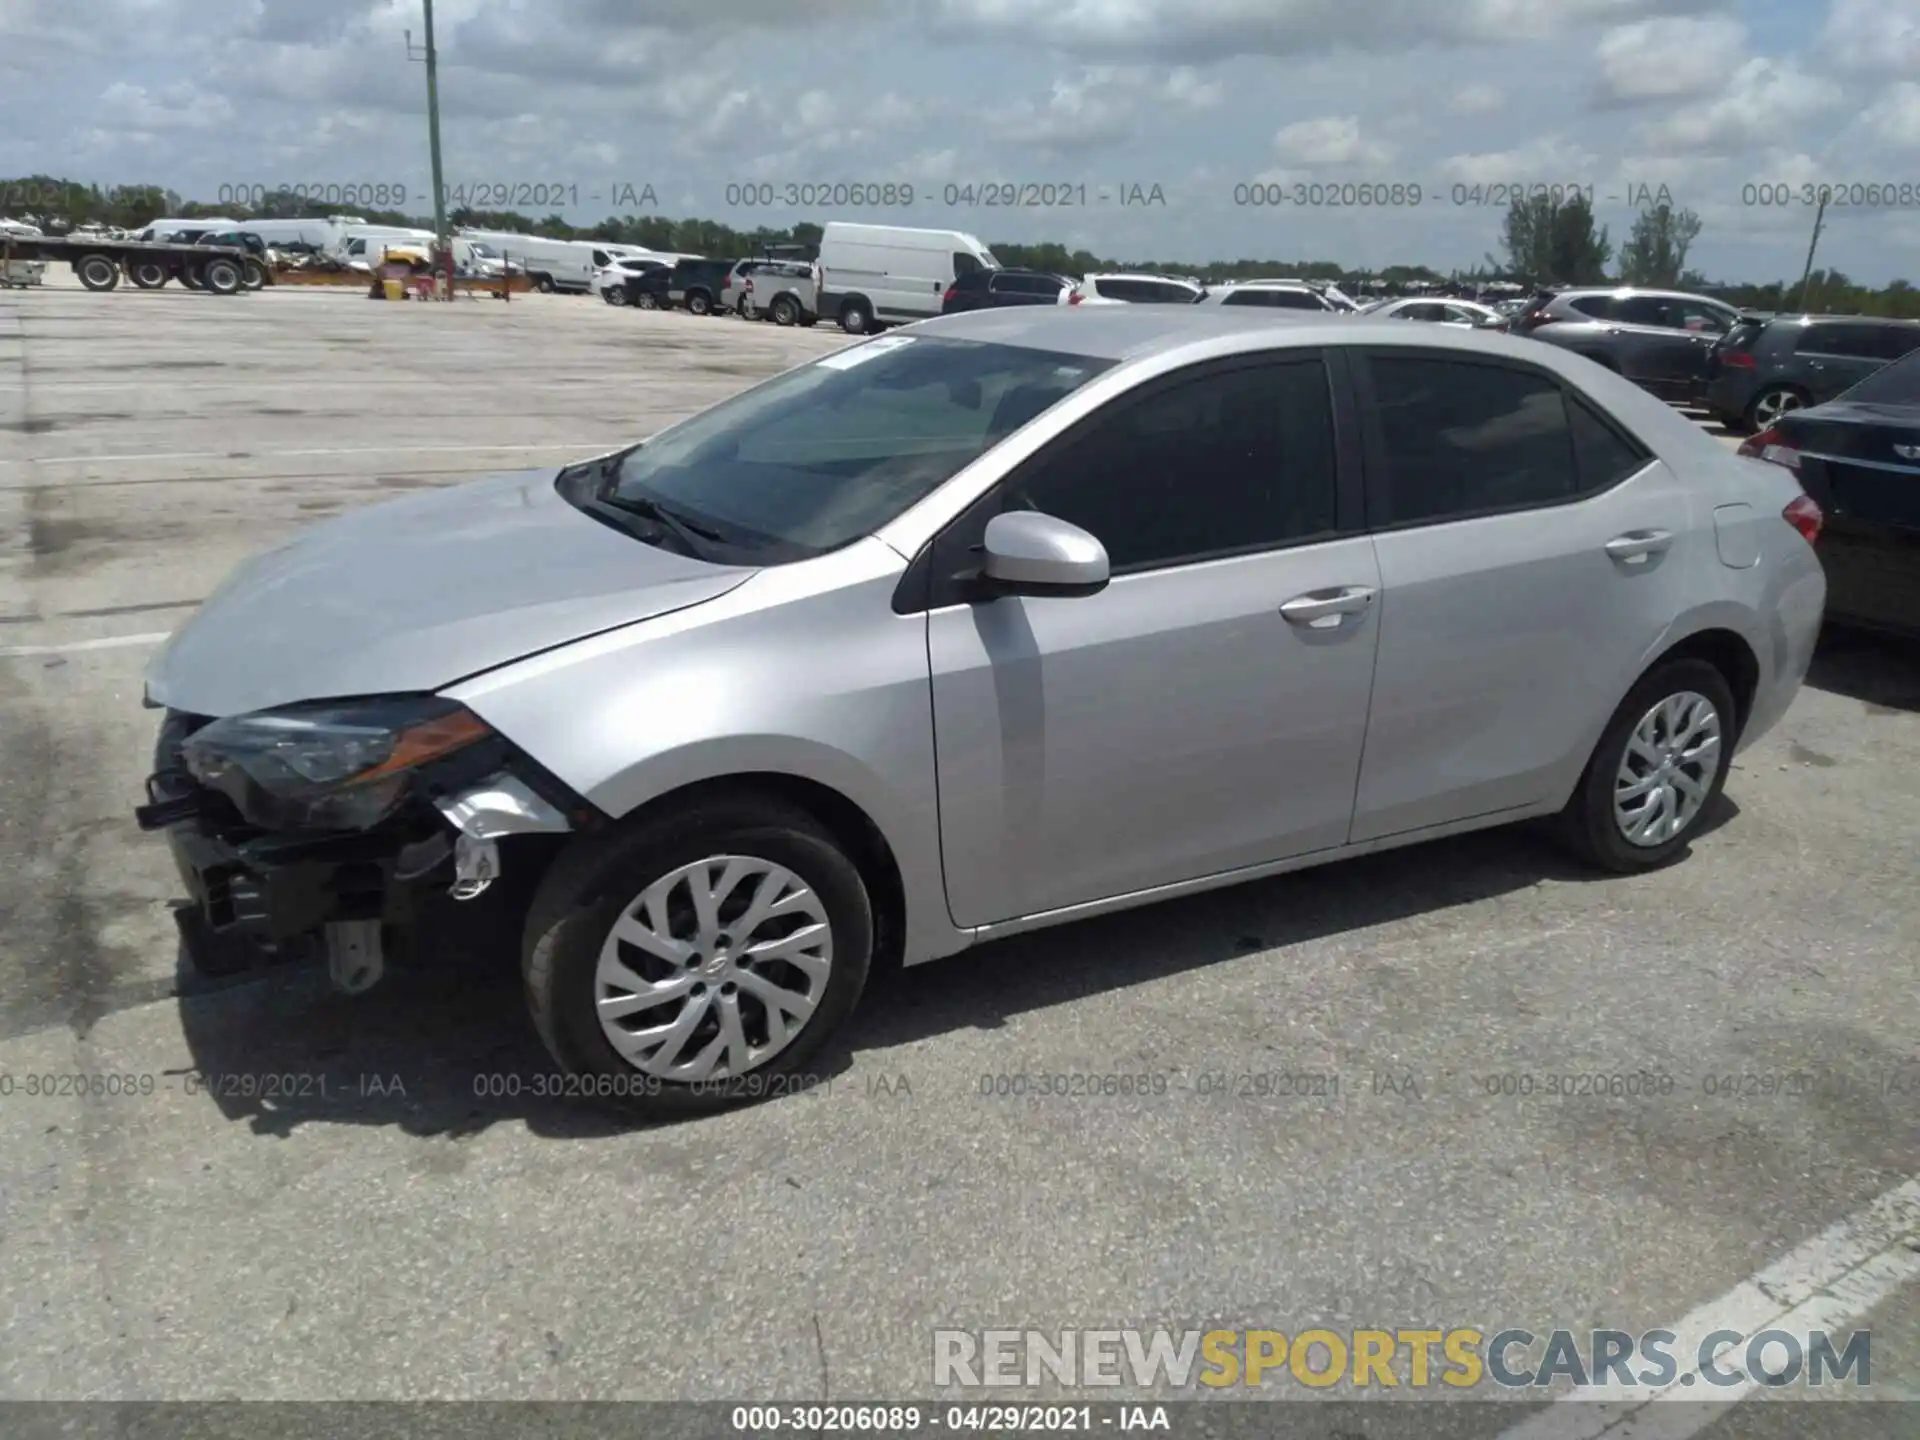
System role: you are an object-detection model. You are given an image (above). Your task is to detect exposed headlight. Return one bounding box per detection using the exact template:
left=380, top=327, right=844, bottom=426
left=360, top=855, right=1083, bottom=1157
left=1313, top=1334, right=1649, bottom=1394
left=181, top=696, right=493, bottom=832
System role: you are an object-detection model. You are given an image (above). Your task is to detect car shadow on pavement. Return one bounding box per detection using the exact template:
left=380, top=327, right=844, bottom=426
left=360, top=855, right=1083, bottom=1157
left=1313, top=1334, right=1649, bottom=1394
left=841, top=808, right=1733, bottom=1059
left=1805, top=624, right=1920, bottom=714
left=171, top=805, right=1738, bottom=1141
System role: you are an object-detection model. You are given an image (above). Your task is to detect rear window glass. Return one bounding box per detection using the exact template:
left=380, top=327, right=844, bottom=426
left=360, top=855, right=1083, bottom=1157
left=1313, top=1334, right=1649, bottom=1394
left=1838, top=348, right=1920, bottom=405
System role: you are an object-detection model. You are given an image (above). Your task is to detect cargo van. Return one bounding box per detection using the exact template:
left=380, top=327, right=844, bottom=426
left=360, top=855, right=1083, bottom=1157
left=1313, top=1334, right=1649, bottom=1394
left=454, top=230, right=646, bottom=293
left=816, top=222, right=1000, bottom=333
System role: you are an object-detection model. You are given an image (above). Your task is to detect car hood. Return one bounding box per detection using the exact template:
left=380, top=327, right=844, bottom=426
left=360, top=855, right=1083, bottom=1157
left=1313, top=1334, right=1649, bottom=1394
left=146, top=468, right=755, bottom=717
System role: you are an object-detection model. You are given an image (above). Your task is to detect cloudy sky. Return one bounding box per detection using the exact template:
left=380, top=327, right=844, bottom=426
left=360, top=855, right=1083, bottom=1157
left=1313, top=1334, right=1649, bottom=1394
left=4, top=0, right=1920, bottom=282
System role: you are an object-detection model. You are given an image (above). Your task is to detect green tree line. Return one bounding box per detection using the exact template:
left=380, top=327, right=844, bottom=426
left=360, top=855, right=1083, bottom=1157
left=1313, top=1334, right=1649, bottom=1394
left=5, top=173, right=1916, bottom=317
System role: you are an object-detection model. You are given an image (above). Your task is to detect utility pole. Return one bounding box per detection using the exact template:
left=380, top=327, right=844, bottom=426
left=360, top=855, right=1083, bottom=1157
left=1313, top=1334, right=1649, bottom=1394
left=1795, top=186, right=1828, bottom=314
left=406, top=0, right=450, bottom=297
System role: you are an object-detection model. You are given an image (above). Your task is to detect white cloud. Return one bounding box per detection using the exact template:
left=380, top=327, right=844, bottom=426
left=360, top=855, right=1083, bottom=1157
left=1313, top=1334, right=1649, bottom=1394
left=1272, top=116, right=1393, bottom=167
left=1593, top=16, right=1746, bottom=105
left=1637, top=58, right=1841, bottom=155
left=1861, top=81, right=1920, bottom=150
left=1818, top=0, right=1920, bottom=76
left=1439, top=135, right=1601, bottom=186
left=928, top=0, right=1724, bottom=60
left=1448, top=83, right=1505, bottom=115
left=985, top=66, right=1225, bottom=152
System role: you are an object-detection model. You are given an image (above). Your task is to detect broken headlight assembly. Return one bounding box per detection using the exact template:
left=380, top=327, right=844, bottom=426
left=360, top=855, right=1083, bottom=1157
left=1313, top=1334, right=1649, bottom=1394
left=179, top=695, right=493, bottom=832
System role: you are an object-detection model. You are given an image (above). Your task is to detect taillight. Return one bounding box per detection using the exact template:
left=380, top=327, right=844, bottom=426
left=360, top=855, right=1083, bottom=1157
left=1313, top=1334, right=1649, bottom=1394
left=942, top=286, right=957, bottom=303
left=1720, top=350, right=1756, bottom=369
left=1782, top=494, right=1823, bottom=545
left=1738, top=426, right=1801, bottom=470
left=1068, top=290, right=1082, bottom=305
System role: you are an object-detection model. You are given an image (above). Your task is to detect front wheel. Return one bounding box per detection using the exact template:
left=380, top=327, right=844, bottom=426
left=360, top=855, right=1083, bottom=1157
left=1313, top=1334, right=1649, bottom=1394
left=838, top=298, right=873, bottom=334
left=523, top=794, right=872, bottom=1118
left=770, top=295, right=800, bottom=327
left=603, top=286, right=627, bottom=306
left=1553, top=658, right=1736, bottom=872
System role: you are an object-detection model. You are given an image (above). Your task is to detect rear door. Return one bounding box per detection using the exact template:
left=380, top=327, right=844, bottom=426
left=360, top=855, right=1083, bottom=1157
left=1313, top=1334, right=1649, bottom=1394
left=990, top=272, right=1061, bottom=308
left=1607, top=296, right=1707, bottom=393
left=1346, top=348, right=1695, bottom=840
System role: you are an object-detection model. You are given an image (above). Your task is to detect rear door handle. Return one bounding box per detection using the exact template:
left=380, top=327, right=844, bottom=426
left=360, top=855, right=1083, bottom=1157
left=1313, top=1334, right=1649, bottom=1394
left=1280, top=586, right=1376, bottom=627
left=1605, top=530, right=1674, bottom=564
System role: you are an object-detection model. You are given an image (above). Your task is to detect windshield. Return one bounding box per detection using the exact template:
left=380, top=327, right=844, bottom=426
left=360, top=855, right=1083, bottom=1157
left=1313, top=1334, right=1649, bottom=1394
left=1836, top=347, right=1920, bottom=406
left=593, top=336, right=1113, bottom=562
left=469, top=242, right=498, bottom=258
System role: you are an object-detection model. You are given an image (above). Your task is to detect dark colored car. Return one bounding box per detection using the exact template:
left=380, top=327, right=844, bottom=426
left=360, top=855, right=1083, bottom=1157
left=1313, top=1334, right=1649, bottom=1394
left=941, top=267, right=1071, bottom=314
left=1702, top=313, right=1920, bottom=432
left=619, top=264, right=675, bottom=310
left=1509, top=288, right=1740, bottom=401
left=1740, top=349, right=1920, bottom=637
left=669, top=257, right=737, bottom=316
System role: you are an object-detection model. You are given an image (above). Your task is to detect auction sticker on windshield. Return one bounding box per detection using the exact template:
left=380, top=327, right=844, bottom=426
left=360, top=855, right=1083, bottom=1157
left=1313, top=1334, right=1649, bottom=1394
left=817, top=335, right=918, bottom=370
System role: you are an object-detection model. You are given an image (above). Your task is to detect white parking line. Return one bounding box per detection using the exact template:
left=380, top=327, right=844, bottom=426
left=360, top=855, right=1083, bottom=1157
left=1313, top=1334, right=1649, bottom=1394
left=1496, top=1175, right=1920, bottom=1438
left=0, top=631, right=171, bottom=659
left=0, top=443, right=614, bottom=468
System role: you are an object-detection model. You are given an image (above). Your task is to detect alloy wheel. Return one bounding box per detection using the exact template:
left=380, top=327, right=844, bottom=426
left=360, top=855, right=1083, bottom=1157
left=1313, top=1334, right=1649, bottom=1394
left=593, top=855, right=833, bottom=1081
left=1752, top=389, right=1804, bottom=427
left=1613, top=691, right=1722, bottom=847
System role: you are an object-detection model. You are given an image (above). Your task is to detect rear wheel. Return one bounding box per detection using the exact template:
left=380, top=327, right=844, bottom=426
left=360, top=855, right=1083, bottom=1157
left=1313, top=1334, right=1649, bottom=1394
left=770, top=294, right=800, bottom=327
left=200, top=257, right=243, bottom=295
left=636, top=291, right=659, bottom=310
left=1553, top=658, right=1736, bottom=872
left=1747, top=385, right=1806, bottom=430
left=129, top=261, right=168, bottom=289
left=532, top=273, right=555, bottom=294
left=76, top=254, right=120, bottom=291
left=242, top=258, right=268, bottom=290
left=686, top=289, right=713, bottom=316
left=523, top=794, right=872, bottom=1118
left=603, top=286, right=627, bottom=306
left=179, top=264, right=204, bottom=290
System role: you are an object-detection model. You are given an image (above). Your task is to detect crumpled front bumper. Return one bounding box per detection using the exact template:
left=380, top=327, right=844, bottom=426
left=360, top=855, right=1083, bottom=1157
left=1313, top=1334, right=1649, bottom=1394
left=136, top=711, right=585, bottom=975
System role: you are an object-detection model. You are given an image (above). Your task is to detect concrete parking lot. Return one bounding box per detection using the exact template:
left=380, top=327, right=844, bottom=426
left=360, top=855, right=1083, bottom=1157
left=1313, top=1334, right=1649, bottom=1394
left=1, top=273, right=1915, bottom=1432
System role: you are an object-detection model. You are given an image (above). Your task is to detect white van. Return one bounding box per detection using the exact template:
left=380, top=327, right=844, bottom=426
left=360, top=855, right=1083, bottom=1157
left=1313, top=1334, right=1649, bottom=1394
left=329, top=226, right=439, bottom=270
left=454, top=231, right=645, bottom=293
left=816, top=222, right=999, bottom=333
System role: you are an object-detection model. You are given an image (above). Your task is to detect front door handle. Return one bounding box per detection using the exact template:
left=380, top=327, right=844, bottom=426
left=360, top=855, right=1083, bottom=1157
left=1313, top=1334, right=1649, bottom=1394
left=1280, top=586, right=1376, bottom=627
left=1605, top=530, right=1674, bottom=564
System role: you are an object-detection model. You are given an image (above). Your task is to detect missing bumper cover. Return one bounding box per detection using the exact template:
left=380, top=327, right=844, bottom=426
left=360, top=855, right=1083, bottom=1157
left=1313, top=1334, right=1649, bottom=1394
left=434, top=773, right=571, bottom=901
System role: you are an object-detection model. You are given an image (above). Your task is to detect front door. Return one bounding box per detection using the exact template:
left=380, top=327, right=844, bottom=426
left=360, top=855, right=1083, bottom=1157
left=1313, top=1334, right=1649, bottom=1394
left=1346, top=350, right=1697, bottom=840
left=925, top=354, right=1380, bottom=926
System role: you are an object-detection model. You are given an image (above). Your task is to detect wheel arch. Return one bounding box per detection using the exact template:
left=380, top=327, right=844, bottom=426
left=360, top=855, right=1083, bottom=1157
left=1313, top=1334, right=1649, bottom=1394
left=1647, top=626, right=1760, bottom=741
left=592, top=772, right=910, bottom=972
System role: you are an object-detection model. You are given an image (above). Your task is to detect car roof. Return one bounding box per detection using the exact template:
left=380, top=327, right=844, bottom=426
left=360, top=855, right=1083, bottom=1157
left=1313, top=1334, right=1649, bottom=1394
left=910, top=304, right=1574, bottom=362
left=1768, top=312, right=1920, bottom=327
left=1553, top=287, right=1727, bottom=302
left=1084, top=272, right=1199, bottom=283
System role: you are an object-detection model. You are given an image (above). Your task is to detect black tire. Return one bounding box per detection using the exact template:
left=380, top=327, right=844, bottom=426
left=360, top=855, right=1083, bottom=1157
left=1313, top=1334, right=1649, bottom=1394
left=242, top=258, right=268, bottom=290
left=533, top=273, right=555, bottom=294
left=201, top=257, right=243, bottom=295
left=180, top=264, right=204, bottom=290
left=76, top=254, right=120, bottom=291
left=636, top=291, right=659, bottom=310
left=603, top=286, right=627, bottom=306
left=1552, top=658, right=1737, bottom=873
left=129, top=261, right=168, bottom=289
left=523, top=793, right=873, bottom=1118
left=770, top=294, right=800, bottom=327
left=1746, top=385, right=1808, bottom=432
left=686, top=289, right=713, bottom=316
left=839, top=298, right=873, bottom=334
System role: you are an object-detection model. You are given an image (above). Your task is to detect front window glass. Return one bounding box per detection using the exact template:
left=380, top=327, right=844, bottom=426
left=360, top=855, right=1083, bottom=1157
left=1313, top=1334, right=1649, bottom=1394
left=586, top=338, right=1114, bottom=562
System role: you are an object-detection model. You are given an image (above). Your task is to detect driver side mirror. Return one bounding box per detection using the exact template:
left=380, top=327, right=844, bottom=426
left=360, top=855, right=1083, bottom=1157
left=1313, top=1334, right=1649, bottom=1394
left=975, top=511, right=1109, bottom=599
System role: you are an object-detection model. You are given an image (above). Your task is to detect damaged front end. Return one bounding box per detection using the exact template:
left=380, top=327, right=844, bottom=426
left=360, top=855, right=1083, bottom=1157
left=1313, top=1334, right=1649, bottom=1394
left=135, top=697, right=593, bottom=992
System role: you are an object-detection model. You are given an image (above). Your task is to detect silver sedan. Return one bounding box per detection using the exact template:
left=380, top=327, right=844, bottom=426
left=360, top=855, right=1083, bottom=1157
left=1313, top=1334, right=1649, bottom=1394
left=139, top=308, right=1828, bottom=1116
